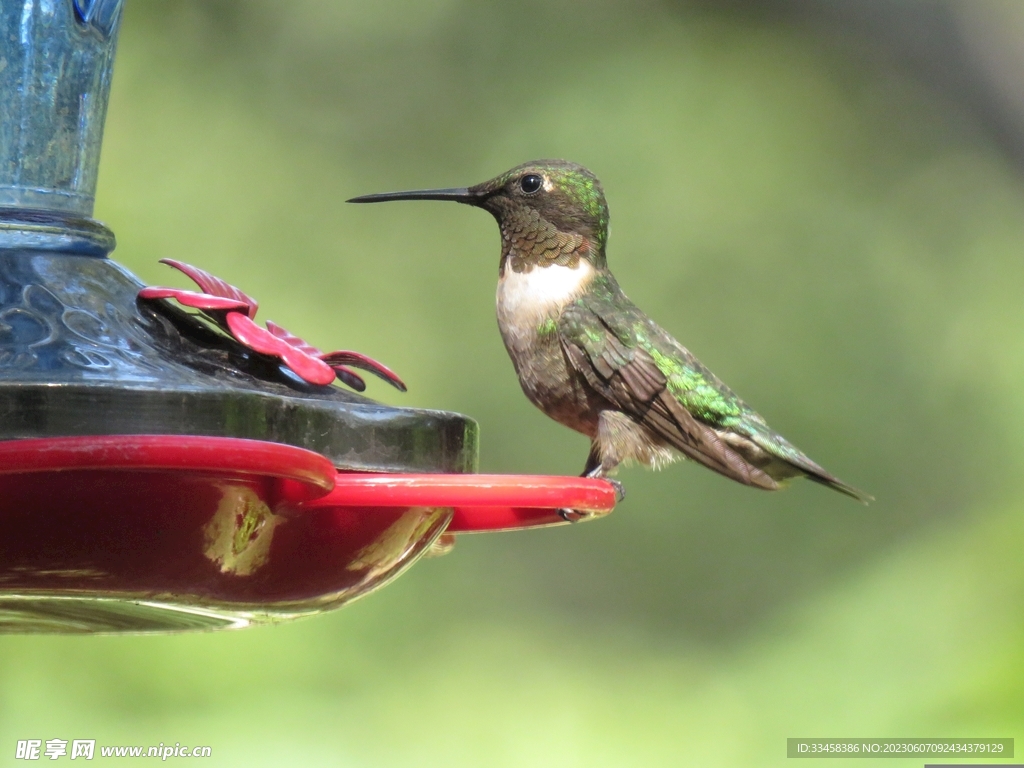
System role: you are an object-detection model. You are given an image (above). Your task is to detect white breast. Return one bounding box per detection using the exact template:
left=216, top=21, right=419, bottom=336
left=495, top=262, right=595, bottom=337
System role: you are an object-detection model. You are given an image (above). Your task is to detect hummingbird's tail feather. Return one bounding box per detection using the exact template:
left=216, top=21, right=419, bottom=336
left=744, top=428, right=873, bottom=503
left=800, top=469, right=873, bottom=504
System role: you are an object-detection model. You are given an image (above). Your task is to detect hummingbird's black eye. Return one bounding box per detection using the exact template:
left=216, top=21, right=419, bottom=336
left=519, top=174, right=543, bottom=194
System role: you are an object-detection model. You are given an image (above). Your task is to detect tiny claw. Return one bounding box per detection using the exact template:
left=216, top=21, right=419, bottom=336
left=582, top=466, right=625, bottom=503
left=607, top=479, right=626, bottom=502
left=557, top=508, right=586, bottom=523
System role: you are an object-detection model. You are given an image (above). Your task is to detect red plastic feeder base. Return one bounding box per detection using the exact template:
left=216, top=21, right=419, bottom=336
left=0, top=435, right=615, bottom=633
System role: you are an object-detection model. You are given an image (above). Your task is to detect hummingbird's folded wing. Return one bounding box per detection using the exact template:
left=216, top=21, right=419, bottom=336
left=558, top=300, right=779, bottom=490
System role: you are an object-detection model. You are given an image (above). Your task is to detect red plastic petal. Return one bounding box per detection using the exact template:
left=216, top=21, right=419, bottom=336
left=143, top=262, right=400, bottom=393
left=331, top=365, right=366, bottom=392
left=226, top=313, right=336, bottom=386
left=320, top=350, right=407, bottom=392
left=262, top=322, right=403, bottom=393
left=159, top=259, right=258, bottom=318
left=265, top=320, right=323, bottom=356
left=138, top=287, right=251, bottom=313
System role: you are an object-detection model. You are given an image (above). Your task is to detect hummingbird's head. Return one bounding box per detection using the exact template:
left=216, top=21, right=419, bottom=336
left=348, top=160, right=610, bottom=272
left=469, top=160, right=609, bottom=258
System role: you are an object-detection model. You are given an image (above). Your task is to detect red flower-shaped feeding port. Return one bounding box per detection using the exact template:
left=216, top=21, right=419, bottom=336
left=138, top=259, right=406, bottom=392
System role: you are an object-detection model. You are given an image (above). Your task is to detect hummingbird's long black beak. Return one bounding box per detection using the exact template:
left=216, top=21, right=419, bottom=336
left=346, top=187, right=478, bottom=204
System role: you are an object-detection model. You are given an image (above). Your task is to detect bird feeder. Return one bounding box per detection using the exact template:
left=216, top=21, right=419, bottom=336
left=0, top=0, right=614, bottom=633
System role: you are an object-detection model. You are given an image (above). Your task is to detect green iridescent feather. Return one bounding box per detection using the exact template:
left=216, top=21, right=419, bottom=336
left=560, top=272, right=830, bottom=473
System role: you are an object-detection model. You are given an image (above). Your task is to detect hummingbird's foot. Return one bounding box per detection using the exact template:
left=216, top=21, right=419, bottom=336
left=583, top=467, right=626, bottom=503
left=606, top=478, right=626, bottom=502
left=557, top=508, right=586, bottom=523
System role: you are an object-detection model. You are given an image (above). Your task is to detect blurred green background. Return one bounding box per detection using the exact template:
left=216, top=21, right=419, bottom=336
left=3, top=0, right=1024, bottom=764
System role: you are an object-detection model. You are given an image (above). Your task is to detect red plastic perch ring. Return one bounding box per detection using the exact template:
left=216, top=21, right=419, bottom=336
left=0, top=434, right=336, bottom=504
left=306, top=472, right=618, bottom=532
left=0, top=435, right=617, bottom=533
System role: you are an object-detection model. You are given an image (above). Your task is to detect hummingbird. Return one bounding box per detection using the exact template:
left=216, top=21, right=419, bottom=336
left=349, top=160, right=870, bottom=504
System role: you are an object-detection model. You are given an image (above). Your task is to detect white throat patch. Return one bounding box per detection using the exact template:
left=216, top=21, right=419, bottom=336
left=496, top=261, right=595, bottom=333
